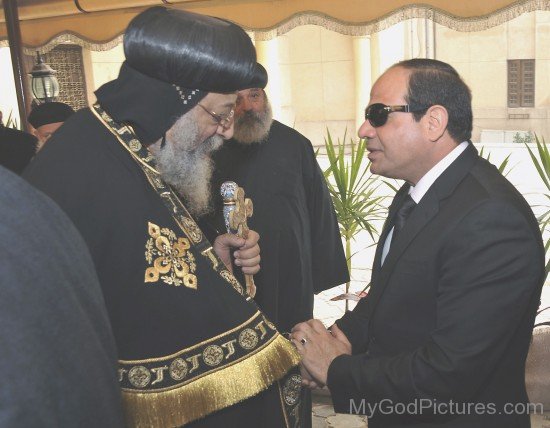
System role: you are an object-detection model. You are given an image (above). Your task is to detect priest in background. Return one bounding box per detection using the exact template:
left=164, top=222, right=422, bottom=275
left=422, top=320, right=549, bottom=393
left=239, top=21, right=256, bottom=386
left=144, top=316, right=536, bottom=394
left=203, top=84, right=349, bottom=428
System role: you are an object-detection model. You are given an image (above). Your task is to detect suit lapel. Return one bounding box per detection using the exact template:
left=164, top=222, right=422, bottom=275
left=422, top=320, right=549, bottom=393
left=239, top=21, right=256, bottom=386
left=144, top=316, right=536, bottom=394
left=367, top=143, right=479, bottom=314
left=379, top=191, right=439, bottom=276
left=371, top=185, right=410, bottom=285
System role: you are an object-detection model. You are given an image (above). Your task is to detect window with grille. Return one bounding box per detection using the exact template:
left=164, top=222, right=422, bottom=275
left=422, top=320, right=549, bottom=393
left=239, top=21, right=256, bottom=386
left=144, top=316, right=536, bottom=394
left=26, top=45, right=88, bottom=110
left=508, top=59, right=535, bottom=108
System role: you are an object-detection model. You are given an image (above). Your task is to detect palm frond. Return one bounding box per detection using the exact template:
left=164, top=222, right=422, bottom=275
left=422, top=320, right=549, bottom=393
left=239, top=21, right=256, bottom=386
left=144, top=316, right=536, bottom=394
left=525, top=136, right=550, bottom=191
left=322, top=129, right=391, bottom=308
left=5, top=110, right=20, bottom=130
left=479, top=146, right=513, bottom=176
left=525, top=134, right=550, bottom=274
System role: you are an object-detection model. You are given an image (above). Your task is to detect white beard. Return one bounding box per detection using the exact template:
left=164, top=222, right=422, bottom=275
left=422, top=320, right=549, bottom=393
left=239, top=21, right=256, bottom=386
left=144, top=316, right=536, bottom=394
left=153, top=110, right=223, bottom=217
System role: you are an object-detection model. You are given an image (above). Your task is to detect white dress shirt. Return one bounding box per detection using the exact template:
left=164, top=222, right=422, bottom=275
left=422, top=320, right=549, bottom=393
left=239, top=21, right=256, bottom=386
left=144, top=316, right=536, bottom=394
left=381, top=141, right=469, bottom=265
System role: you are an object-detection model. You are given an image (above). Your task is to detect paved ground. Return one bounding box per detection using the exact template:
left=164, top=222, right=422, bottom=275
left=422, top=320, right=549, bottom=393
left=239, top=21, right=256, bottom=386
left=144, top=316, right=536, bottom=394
left=532, top=414, right=550, bottom=428
left=312, top=390, right=367, bottom=428
left=312, top=390, right=549, bottom=428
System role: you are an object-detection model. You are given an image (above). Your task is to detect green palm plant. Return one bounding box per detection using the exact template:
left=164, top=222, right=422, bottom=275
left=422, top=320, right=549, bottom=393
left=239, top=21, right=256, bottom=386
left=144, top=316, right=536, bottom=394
left=479, top=146, right=513, bottom=176
left=4, top=110, right=20, bottom=130
left=524, top=134, right=550, bottom=274
left=322, top=129, right=386, bottom=310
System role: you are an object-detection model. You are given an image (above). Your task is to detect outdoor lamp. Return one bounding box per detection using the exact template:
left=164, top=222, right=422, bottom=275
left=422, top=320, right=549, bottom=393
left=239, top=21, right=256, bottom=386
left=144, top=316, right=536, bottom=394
left=29, top=51, right=59, bottom=103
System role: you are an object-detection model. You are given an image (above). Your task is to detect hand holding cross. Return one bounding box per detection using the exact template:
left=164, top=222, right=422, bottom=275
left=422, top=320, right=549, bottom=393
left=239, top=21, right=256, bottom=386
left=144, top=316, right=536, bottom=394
left=220, top=181, right=256, bottom=297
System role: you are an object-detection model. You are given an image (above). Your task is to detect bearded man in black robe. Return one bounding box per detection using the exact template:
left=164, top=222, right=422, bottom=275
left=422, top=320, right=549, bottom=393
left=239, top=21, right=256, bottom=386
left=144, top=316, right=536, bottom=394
left=24, top=7, right=301, bottom=427
left=203, top=86, right=349, bottom=427
left=207, top=87, right=349, bottom=332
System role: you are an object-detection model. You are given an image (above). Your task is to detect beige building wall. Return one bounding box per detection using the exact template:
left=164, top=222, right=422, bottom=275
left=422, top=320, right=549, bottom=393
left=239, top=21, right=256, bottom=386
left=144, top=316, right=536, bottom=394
left=280, top=25, right=356, bottom=147
left=267, top=10, right=550, bottom=146
left=535, top=11, right=550, bottom=130
left=4, top=10, right=547, bottom=144
left=436, top=10, right=550, bottom=142
left=85, top=44, right=124, bottom=105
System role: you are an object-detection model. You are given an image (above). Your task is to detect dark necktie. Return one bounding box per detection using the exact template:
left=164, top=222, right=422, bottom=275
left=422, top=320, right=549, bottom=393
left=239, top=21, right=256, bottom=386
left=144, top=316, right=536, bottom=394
left=391, top=194, right=416, bottom=244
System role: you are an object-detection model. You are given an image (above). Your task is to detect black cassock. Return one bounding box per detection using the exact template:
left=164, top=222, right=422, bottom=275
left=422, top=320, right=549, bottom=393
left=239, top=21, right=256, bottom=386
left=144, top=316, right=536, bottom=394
left=206, top=120, right=349, bottom=333
left=204, top=120, right=350, bottom=427
left=24, top=108, right=301, bottom=428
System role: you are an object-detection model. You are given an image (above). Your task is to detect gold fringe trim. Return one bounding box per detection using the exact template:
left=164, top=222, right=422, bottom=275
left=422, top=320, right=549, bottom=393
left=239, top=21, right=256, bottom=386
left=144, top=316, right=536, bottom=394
left=122, top=334, right=300, bottom=427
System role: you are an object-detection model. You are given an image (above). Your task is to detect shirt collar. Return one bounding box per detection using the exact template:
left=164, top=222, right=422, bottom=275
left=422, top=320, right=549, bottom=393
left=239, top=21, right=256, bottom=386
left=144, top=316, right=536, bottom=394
left=409, top=141, right=469, bottom=203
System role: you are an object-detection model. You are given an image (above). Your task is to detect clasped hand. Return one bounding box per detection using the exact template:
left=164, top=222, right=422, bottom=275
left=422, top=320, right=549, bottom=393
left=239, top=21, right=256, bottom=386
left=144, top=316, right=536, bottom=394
left=290, top=320, right=352, bottom=388
left=213, top=230, right=260, bottom=275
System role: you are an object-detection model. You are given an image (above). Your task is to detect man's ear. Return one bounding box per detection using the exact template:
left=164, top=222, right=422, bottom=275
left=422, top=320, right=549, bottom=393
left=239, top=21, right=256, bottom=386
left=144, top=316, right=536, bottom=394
left=424, top=105, right=448, bottom=142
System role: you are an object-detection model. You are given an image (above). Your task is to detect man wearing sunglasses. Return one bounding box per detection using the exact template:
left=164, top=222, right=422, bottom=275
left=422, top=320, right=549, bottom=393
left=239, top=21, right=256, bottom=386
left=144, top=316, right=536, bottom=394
left=293, top=58, right=544, bottom=427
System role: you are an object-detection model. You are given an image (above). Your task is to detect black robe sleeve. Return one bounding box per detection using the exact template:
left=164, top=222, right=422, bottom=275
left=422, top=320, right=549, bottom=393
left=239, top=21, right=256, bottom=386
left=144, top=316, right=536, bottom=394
left=302, top=135, right=350, bottom=292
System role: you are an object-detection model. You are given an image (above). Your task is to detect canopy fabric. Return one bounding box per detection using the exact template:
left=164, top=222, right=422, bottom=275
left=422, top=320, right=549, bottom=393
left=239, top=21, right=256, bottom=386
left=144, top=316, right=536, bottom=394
left=1, top=0, right=549, bottom=51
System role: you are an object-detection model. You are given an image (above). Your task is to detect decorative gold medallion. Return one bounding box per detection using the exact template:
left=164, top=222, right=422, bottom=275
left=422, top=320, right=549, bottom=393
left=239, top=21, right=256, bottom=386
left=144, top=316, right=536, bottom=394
left=128, top=366, right=152, bottom=388
left=202, top=345, right=224, bottom=367
left=144, top=222, right=198, bottom=289
left=283, top=374, right=302, bottom=406
left=238, top=328, right=259, bottom=350
left=178, top=216, right=203, bottom=243
left=169, top=358, right=189, bottom=381
left=129, top=139, right=142, bottom=152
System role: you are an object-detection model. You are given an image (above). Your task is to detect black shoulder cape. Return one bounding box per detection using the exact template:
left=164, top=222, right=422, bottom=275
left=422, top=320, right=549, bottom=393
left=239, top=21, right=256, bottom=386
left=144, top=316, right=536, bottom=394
left=24, top=107, right=301, bottom=427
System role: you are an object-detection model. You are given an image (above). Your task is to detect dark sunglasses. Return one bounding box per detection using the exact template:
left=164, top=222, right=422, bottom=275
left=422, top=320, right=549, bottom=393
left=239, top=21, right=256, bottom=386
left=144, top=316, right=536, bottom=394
left=364, top=103, right=430, bottom=128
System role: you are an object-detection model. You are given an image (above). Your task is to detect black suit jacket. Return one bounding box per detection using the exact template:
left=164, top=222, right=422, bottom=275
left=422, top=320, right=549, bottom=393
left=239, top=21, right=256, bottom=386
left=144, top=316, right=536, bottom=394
left=328, top=143, right=545, bottom=427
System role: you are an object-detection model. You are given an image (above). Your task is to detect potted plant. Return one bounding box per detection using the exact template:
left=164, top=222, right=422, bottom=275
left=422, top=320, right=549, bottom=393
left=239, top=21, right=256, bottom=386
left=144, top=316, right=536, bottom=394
left=322, top=130, right=386, bottom=311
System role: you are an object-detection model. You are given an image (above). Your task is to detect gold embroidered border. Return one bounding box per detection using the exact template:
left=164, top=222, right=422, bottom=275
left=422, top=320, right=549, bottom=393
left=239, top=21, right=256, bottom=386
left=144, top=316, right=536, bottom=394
left=277, top=381, right=291, bottom=428
left=122, top=333, right=300, bottom=428
left=118, top=312, right=292, bottom=395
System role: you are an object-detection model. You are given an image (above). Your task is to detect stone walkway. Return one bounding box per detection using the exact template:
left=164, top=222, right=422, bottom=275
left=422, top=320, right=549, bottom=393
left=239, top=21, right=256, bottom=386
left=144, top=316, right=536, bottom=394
left=312, top=390, right=367, bottom=428
left=312, top=390, right=549, bottom=428
left=312, top=404, right=367, bottom=427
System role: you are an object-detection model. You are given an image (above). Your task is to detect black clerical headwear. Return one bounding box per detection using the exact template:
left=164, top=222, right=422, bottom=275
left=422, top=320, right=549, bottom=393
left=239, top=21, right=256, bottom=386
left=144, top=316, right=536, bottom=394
left=124, top=7, right=266, bottom=93
left=28, top=102, right=75, bottom=128
left=95, top=6, right=268, bottom=145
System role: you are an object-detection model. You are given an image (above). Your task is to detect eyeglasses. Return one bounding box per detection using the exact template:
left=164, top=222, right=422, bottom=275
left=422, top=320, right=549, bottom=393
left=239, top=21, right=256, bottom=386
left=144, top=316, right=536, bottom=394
left=364, top=103, right=429, bottom=128
left=198, top=104, right=235, bottom=129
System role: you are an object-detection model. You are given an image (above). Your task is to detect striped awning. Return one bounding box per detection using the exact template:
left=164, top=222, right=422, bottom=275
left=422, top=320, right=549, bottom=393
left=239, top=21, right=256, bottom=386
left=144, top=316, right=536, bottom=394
left=1, top=0, right=549, bottom=51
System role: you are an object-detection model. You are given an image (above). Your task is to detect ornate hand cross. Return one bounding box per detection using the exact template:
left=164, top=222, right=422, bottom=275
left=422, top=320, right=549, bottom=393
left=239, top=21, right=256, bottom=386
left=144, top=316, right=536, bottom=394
left=220, top=181, right=256, bottom=297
